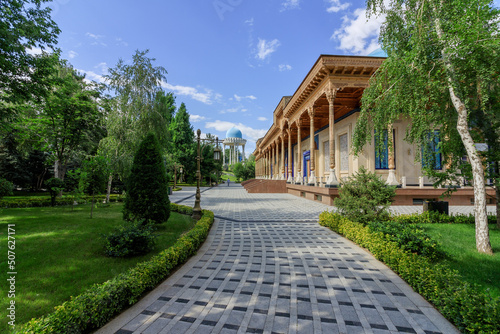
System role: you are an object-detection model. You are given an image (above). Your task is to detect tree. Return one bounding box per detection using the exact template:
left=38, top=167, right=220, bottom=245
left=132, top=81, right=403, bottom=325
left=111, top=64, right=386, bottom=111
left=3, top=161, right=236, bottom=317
left=80, top=156, right=109, bottom=218
left=20, top=60, right=104, bottom=182
left=334, top=167, right=396, bottom=225
left=100, top=50, right=173, bottom=201
left=0, top=0, right=60, bottom=122
left=123, top=133, right=170, bottom=224
left=353, top=0, right=499, bottom=254
left=169, top=103, right=196, bottom=182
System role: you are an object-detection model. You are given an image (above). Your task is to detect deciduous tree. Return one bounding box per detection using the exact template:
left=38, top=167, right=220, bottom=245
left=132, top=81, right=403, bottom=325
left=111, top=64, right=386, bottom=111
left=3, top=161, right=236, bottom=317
left=353, top=0, right=499, bottom=253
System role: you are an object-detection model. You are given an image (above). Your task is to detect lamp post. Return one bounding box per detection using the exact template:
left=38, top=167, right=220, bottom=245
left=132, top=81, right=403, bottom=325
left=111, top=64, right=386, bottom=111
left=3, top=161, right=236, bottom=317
left=192, top=129, right=221, bottom=220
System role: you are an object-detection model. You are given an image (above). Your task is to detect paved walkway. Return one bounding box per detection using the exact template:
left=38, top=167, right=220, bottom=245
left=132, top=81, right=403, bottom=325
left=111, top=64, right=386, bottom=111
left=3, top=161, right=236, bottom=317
left=97, top=184, right=460, bottom=334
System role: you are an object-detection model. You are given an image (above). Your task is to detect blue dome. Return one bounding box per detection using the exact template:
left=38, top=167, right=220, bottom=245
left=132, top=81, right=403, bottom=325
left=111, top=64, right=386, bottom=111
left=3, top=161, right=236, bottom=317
left=226, top=127, right=243, bottom=139
left=367, top=48, right=388, bottom=57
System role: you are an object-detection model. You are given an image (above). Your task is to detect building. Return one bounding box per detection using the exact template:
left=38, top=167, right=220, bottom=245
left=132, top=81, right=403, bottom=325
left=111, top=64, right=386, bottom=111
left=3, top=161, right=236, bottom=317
left=223, top=127, right=247, bottom=166
left=251, top=54, right=496, bottom=206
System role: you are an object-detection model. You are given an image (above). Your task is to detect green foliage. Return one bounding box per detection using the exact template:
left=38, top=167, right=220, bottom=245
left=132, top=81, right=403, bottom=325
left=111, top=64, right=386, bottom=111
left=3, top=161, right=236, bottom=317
left=333, top=166, right=396, bottom=224
left=367, top=221, right=445, bottom=261
left=233, top=158, right=255, bottom=182
left=0, top=194, right=123, bottom=208
left=79, top=156, right=109, bottom=196
left=123, top=133, right=170, bottom=224
left=19, top=206, right=214, bottom=334
left=319, top=211, right=500, bottom=333
left=45, top=177, right=64, bottom=207
left=393, top=211, right=497, bottom=225
left=0, top=177, right=13, bottom=199
left=104, top=221, right=156, bottom=257
left=169, top=103, right=196, bottom=182
left=0, top=0, right=60, bottom=118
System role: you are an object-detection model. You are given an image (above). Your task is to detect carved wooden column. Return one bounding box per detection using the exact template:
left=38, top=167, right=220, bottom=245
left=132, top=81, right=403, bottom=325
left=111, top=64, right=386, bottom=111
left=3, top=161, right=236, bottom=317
left=280, top=134, right=285, bottom=180
left=386, top=124, right=400, bottom=186
left=308, top=107, right=317, bottom=185
left=296, top=119, right=303, bottom=183
left=287, top=126, right=293, bottom=183
left=273, top=143, right=277, bottom=180
left=326, top=89, right=339, bottom=187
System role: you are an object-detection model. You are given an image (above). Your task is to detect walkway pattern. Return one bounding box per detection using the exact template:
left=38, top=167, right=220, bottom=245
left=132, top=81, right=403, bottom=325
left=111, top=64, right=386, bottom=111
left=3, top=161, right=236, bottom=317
left=98, top=184, right=458, bottom=334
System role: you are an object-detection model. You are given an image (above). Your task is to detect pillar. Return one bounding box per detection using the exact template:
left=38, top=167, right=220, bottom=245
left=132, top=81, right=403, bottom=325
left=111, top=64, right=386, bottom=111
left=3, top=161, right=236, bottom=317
left=296, top=119, right=303, bottom=183
left=281, top=135, right=285, bottom=180
left=271, top=144, right=274, bottom=179
left=243, top=145, right=246, bottom=162
left=287, top=127, right=293, bottom=183
left=326, top=90, right=339, bottom=187
left=223, top=144, right=226, bottom=165
left=308, top=107, right=317, bottom=185
left=386, top=124, right=400, bottom=186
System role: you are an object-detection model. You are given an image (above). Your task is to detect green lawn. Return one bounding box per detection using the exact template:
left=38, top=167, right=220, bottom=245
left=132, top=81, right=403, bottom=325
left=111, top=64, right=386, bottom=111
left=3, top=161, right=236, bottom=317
left=422, top=223, right=500, bottom=298
left=221, top=172, right=238, bottom=182
left=0, top=203, right=195, bottom=331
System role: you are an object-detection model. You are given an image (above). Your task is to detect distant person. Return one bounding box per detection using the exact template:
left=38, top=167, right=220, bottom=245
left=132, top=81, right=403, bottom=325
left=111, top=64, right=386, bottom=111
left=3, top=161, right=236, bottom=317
left=227, top=179, right=230, bottom=187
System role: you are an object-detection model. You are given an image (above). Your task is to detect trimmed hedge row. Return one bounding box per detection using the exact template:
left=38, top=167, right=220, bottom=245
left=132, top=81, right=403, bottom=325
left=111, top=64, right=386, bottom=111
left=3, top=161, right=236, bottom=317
left=319, top=211, right=500, bottom=334
left=0, top=194, right=124, bottom=208
left=18, top=205, right=214, bottom=334
left=393, top=210, right=497, bottom=225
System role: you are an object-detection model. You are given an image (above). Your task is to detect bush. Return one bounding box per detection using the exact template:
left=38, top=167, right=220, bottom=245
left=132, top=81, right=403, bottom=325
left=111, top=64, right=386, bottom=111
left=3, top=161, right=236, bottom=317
left=123, top=133, right=170, bottom=224
left=334, top=166, right=396, bottom=224
left=0, top=177, right=13, bottom=199
left=104, top=221, right=156, bottom=257
left=393, top=211, right=497, bottom=225
left=367, top=220, right=445, bottom=261
left=0, top=194, right=124, bottom=208
left=319, top=211, right=500, bottom=333
left=19, top=205, right=214, bottom=334
left=45, top=178, right=65, bottom=206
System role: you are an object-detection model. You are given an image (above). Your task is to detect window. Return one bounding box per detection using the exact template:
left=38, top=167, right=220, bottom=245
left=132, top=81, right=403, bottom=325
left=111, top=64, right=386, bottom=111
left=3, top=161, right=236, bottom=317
left=340, top=134, right=349, bottom=171
left=422, top=131, right=442, bottom=170
left=375, top=130, right=395, bottom=170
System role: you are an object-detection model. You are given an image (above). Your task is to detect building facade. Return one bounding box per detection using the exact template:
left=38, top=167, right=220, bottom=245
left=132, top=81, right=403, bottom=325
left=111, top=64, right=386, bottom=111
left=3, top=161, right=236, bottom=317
left=252, top=55, right=496, bottom=206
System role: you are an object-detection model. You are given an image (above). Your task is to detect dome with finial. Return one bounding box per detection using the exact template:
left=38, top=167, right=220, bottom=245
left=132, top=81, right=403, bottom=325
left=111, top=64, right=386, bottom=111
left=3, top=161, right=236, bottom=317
left=226, top=127, right=243, bottom=139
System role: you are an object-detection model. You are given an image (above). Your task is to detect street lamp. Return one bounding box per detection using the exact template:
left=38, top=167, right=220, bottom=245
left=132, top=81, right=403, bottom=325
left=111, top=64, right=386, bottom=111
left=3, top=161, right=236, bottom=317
left=192, top=129, right=221, bottom=220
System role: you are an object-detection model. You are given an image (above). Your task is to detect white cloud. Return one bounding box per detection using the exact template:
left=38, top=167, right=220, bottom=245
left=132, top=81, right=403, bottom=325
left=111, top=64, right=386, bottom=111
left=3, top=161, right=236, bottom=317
left=205, top=121, right=267, bottom=142
left=68, top=50, right=78, bottom=59
left=234, top=94, right=257, bottom=102
left=326, top=0, right=350, bottom=13
left=86, top=32, right=104, bottom=40
left=279, top=64, right=292, bottom=71
left=26, top=47, right=43, bottom=55
left=245, top=18, right=254, bottom=26
left=256, top=38, right=280, bottom=60
left=116, top=38, right=128, bottom=47
left=190, top=115, right=206, bottom=123
left=258, top=117, right=268, bottom=121
left=332, top=7, right=385, bottom=55
left=95, top=62, right=108, bottom=74
left=281, top=0, right=300, bottom=11
left=161, top=82, right=215, bottom=105
left=77, top=69, right=105, bottom=84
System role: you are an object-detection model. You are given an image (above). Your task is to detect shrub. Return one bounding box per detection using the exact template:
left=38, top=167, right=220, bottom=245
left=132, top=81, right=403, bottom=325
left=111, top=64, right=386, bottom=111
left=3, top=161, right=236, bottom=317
left=334, top=166, right=396, bottom=224
left=103, top=221, right=156, bottom=257
left=367, top=220, right=445, bottom=261
left=319, top=211, right=500, bottom=333
left=123, top=133, right=170, bottom=224
left=19, top=205, right=214, bottom=334
left=45, top=178, right=65, bottom=206
left=393, top=211, right=497, bottom=225
left=0, top=177, right=13, bottom=199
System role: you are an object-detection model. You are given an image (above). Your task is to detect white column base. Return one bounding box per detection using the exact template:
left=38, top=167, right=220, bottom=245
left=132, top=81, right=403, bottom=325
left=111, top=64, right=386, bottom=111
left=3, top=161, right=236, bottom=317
left=307, top=171, right=317, bottom=185
left=326, top=169, right=339, bottom=188
left=386, top=169, right=400, bottom=186
left=419, top=176, right=424, bottom=188
left=295, top=174, right=302, bottom=184
left=287, top=173, right=293, bottom=183
left=401, top=176, right=407, bottom=188
left=281, top=173, right=285, bottom=181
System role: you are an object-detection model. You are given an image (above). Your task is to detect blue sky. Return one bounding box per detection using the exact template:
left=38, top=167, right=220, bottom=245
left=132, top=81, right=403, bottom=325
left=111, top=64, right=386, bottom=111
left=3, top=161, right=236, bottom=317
left=44, top=0, right=500, bottom=156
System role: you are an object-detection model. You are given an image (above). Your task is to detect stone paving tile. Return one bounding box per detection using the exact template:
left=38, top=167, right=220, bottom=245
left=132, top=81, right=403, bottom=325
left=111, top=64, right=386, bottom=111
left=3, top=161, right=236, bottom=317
left=97, top=184, right=461, bottom=334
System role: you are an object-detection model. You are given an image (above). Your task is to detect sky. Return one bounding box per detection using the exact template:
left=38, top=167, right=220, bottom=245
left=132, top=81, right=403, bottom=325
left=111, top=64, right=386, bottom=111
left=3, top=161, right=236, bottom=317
left=43, top=0, right=500, bottom=156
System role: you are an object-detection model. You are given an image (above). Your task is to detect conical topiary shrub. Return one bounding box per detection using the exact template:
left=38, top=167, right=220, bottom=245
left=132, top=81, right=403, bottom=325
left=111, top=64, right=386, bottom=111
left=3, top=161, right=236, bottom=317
left=123, top=133, right=170, bottom=224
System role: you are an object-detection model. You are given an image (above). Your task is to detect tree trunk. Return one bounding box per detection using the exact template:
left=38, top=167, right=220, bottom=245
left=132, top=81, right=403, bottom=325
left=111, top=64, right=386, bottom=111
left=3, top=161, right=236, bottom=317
left=433, top=9, right=492, bottom=254
left=496, top=185, right=500, bottom=229
left=106, top=174, right=112, bottom=203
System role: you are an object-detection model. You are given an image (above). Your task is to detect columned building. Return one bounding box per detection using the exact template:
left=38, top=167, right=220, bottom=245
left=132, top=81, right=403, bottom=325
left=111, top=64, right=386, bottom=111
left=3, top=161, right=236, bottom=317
left=252, top=54, right=496, bottom=206
left=223, top=127, right=247, bottom=166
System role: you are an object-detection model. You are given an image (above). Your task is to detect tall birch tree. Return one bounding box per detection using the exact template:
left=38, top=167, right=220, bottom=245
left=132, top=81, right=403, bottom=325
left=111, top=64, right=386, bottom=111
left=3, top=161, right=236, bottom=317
left=352, top=0, right=500, bottom=254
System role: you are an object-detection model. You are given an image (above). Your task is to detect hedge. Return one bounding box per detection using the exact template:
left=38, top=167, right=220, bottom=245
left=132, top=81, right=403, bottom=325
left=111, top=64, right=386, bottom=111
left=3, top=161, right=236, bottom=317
left=0, top=194, right=124, bottom=208
left=18, top=204, right=214, bottom=334
left=319, top=211, right=500, bottom=334
left=392, top=210, right=497, bottom=225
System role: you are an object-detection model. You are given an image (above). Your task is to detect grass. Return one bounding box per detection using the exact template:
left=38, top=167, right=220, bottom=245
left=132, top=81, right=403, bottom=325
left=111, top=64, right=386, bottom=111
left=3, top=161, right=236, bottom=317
left=221, top=172, right=238, bottom=182
left=422, top=223, right=500, bottom=298
left=0, top=203, right=195, bottom=331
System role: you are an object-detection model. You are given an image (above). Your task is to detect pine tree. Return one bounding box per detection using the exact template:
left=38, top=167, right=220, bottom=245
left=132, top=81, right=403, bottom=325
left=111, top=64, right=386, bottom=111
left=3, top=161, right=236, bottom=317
left=123, top=133, right=170, bottom=224
left=169, top=103, right=196, bottom=182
